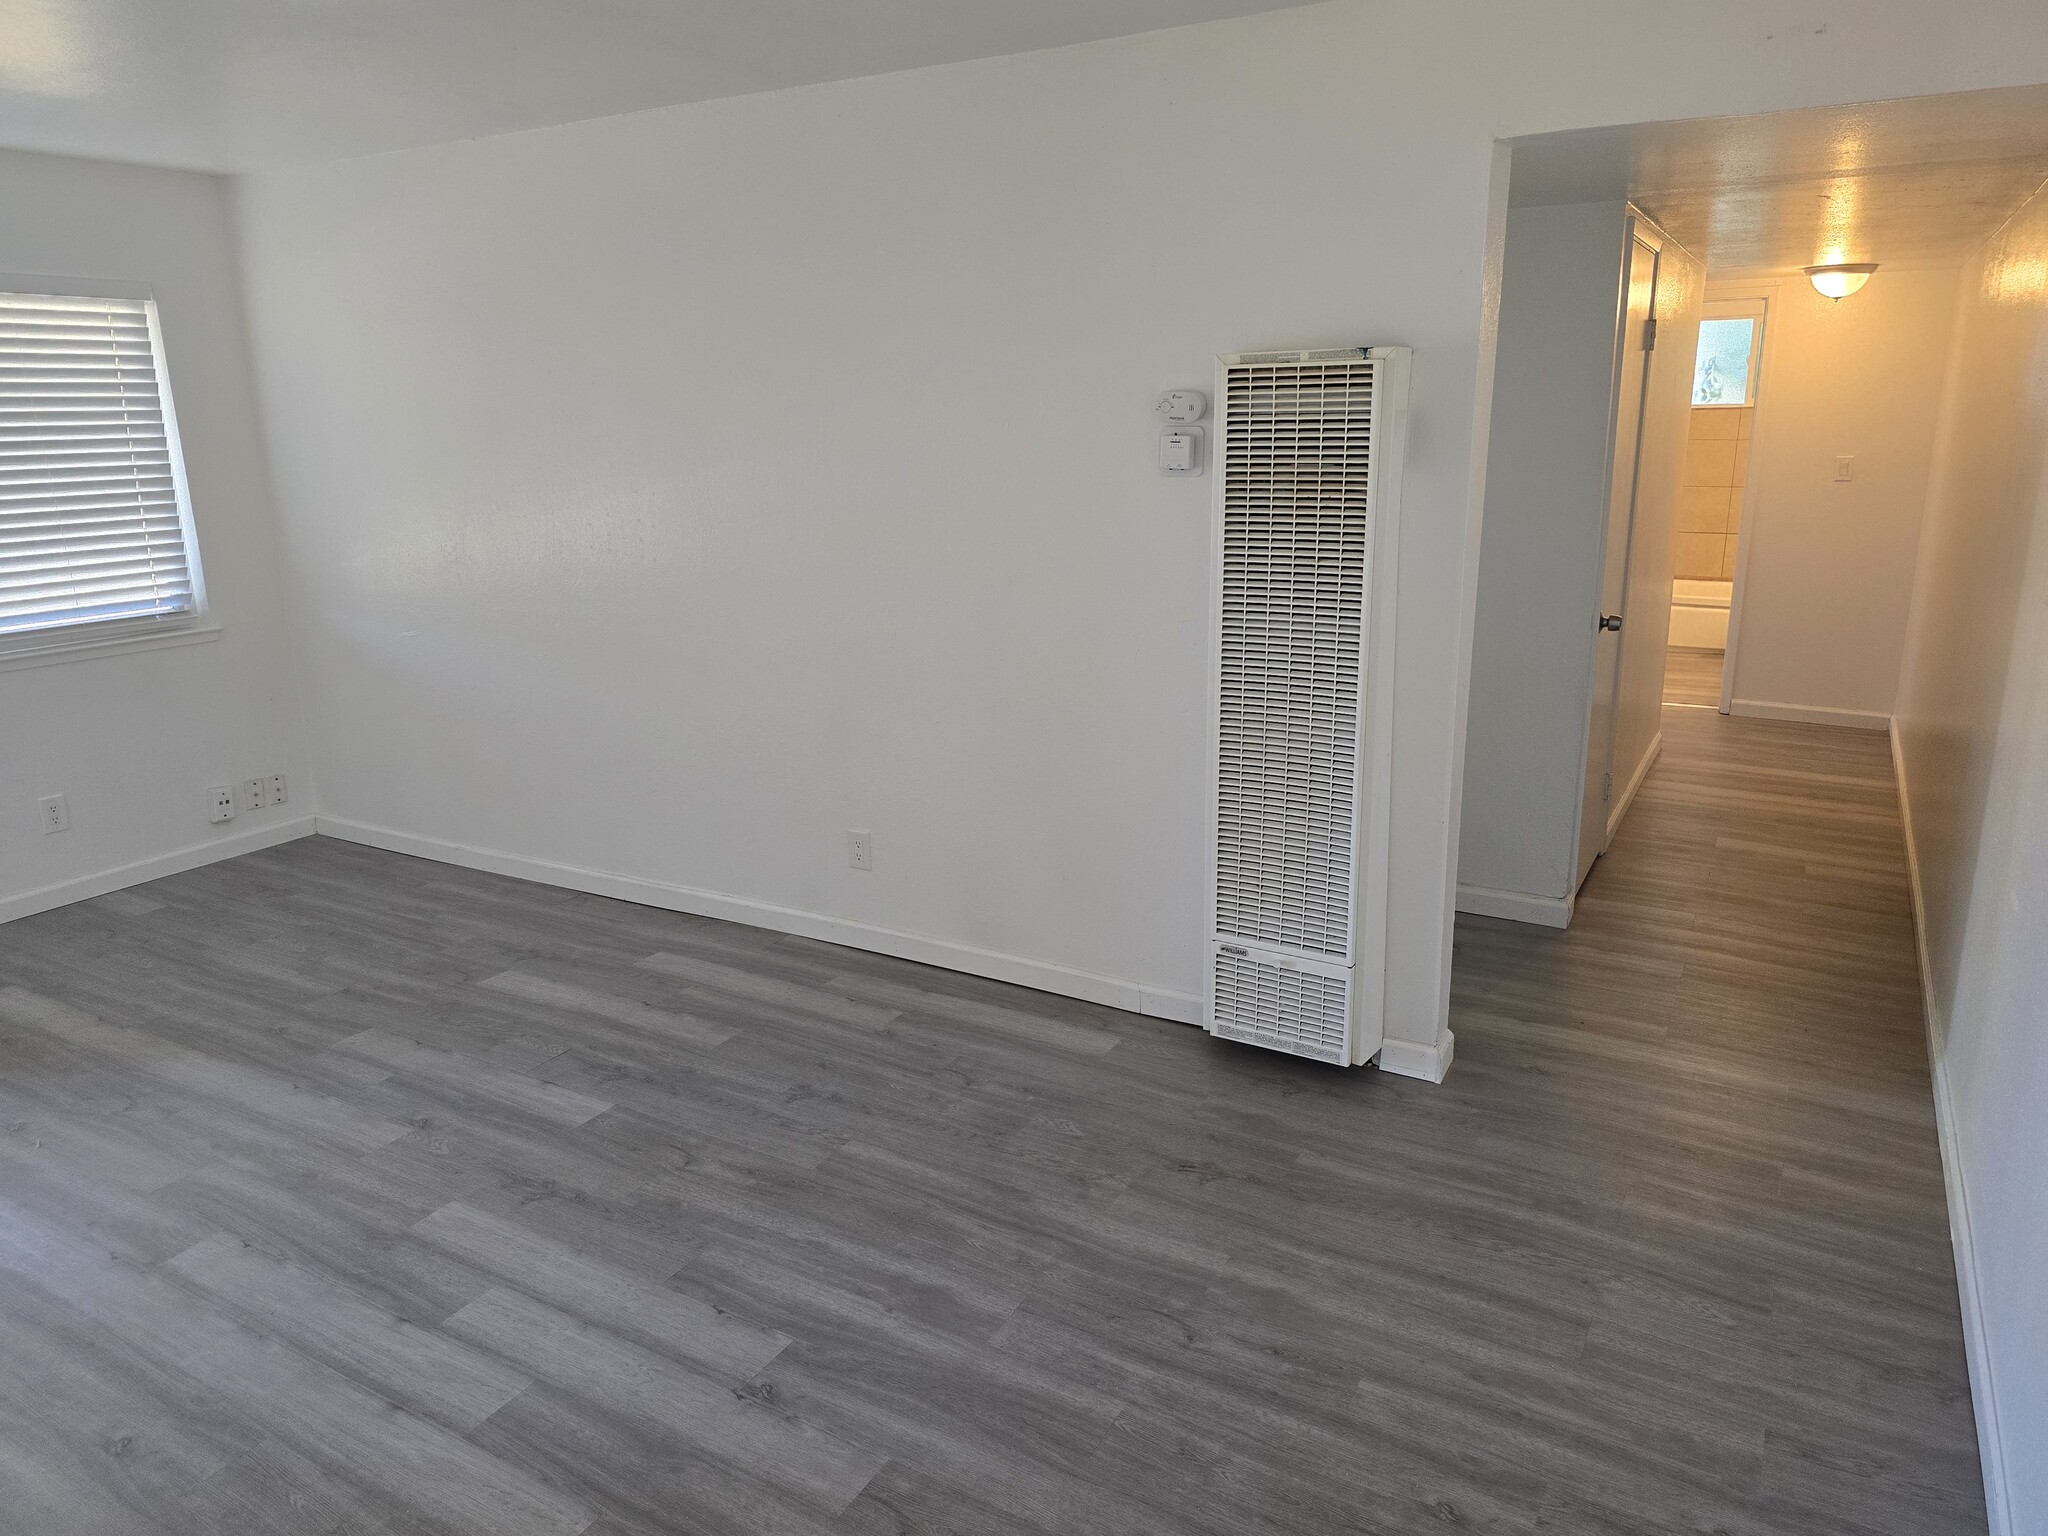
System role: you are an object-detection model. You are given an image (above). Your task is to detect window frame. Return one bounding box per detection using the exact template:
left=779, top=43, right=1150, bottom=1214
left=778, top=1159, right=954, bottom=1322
left=1691, top=305, right=1766, bottom=408
left=0, top=273, right=213, bottom=668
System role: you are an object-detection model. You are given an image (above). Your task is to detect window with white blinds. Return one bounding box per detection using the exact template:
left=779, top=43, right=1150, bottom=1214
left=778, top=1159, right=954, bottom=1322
left=0, top=288, right=204, bottom=651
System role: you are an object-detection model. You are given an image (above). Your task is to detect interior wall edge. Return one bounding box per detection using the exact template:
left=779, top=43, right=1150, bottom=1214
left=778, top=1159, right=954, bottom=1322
left=0, top=815, right=317, bottom=926
left=1891, top=718, right=2015, bottom=1536
left=312, top=814, right=1204, bottom=1027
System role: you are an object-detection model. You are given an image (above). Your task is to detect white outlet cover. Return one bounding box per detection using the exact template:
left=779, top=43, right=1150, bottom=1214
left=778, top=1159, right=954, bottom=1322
left=39, top=794, right=68, bottom=833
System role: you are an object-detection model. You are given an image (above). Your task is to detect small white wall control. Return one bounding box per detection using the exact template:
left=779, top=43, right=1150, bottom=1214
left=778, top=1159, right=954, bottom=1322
left=208, top=785, right=236, bottom=824
left=241, top=778, right=266, bottom=812
left=1835, top=455, right=1855, bottom=482
left=266, top=773, right=288, bottom=806
left=1155, top=390, right=1207, bottom=423
left=39, top=794, right=68, bottom=834
left=1160, top=427, right=1202, bottom=475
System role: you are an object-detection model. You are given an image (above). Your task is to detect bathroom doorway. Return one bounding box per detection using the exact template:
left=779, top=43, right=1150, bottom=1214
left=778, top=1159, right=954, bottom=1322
left=1666, top=295, right=1766, bottom=710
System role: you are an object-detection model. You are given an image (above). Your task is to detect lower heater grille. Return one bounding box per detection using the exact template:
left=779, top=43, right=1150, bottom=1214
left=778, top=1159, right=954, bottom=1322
left=1209, top=947, right=1350, bottom=1064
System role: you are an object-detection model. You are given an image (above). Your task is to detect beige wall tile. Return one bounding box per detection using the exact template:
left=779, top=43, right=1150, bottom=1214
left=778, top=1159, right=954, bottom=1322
left=1675, top=531, right=1726, bottom=579
left=1690, top=407, right=1740, bottom=440
left=1679, top=485, right=1731, bottom=532
left=1684, top=437, right=1738, bottom=487
left=1734, top=438, right=1752, bottom=486
left=1726, top=494, right=1742, bottom=534
left=1736, top=407, right=1754, bottom=440
left=1720, top=538, right=1739, bottom=580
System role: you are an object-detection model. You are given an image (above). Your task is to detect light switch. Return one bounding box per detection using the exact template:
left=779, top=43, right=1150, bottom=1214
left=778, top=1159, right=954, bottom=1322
left=1835, top=455, right=1855, bottom=482
left=1160, top=427, right=1202, bottom=475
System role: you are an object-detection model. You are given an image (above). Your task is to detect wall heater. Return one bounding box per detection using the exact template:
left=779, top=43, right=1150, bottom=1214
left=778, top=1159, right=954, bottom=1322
left=1204, top=346, right=1410, bottom=1066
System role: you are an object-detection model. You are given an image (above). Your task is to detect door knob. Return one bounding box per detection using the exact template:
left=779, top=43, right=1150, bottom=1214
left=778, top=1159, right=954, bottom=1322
left=1598, top=614, right=1623, bottom=632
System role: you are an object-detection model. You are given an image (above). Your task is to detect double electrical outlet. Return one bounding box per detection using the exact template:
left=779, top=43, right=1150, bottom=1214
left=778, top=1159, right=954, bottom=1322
left=209, top=773, right=288, bottom=825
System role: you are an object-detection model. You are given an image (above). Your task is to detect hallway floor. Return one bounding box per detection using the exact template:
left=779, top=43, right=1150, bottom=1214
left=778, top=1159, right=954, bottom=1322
left=0, top=703, right=1983, bottom=1535
left=1663, top=647, right=1726, bottom=706
left=1453, top=702, right=1983, bottom=1534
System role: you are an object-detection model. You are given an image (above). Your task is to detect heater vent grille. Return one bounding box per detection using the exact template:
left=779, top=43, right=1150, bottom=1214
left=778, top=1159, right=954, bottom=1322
left=1213, top=359, right=1375, bottom=959
left=1209, top=948, right=1350, bottom=1064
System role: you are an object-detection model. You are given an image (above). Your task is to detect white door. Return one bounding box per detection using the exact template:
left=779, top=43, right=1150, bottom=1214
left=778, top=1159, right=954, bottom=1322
left=1576, top=228, right=1660, bottom=890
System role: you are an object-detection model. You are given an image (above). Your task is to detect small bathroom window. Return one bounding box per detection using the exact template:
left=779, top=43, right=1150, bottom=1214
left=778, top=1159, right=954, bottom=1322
left=1693, top=317, right=1758, bottom=406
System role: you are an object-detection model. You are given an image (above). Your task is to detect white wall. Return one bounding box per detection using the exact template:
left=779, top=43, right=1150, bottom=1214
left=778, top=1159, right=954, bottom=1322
left=1894, top=183, right=2048, bottom=1536
left=1458, top=200, right=1630, bottom=913
left=0, top=148, right=309, bottom=918
left=1724, top=266, right=1960, bottom=727
left=232, top=0, right=2048, bottom=1067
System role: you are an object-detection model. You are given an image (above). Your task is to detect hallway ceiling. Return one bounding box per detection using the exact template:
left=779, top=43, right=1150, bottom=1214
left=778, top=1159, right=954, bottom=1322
left=1510, top=85, right=2048, bottom=273
left=0, top=0, right=1309, bottom=174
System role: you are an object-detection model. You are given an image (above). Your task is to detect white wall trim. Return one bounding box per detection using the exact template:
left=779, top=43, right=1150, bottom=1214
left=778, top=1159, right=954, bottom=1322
left=1730, top=697, right=1890, bottom=731
left=1891, top=720, right=2014, bottom=1536
left=0, top=814, right=316, bottom=926
left=0, top=622, right=221, bottom=674
left=314, top=815, right=1201, bottom=1026
left=1377, top=1029, right=1455, bottom=1083
left=1456, top=884, right=1572, bottom=928
left=1606, top=728, right=1661, bottom=842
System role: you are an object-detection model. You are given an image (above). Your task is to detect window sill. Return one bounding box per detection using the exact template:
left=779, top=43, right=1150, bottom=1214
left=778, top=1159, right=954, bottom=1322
left=0, top=623, right=222, bottom=674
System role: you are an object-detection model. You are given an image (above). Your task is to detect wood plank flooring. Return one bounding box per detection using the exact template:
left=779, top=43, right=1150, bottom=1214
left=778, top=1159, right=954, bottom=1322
left=1664, top=647, right=1726, bottom=706
left=0, top=704, right=1983, bottom=1535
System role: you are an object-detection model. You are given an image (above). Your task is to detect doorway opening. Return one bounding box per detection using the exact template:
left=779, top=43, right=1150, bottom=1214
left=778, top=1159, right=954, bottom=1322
left=1450, top=81, right=2048, bottom=1534
left=1666, top=298, right=1765, bottom=710
left=1459, top=81, right=2048, bottom=927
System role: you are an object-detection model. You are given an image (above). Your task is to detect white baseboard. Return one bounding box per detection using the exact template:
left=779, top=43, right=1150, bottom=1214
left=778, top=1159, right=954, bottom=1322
left=1891, top=720, right=2013, bottom=1536
left=1607, top=729, right=1661, bottom=841
left=0, top=815, right=317, bottom=926
left=1456, top=884, right=1572, bottom=929
left=1731, top=697, right=1889, bottom=731
left=315, top=815, right=1200, bottom=1027
left=1377, top=1029, right=1454, bottom=1082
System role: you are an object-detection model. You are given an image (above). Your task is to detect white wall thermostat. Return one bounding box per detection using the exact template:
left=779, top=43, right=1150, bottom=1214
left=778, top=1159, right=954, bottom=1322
left=1156, top=390, right=1207, bottom=423
left=1159, top=427, right=1202, bottom=475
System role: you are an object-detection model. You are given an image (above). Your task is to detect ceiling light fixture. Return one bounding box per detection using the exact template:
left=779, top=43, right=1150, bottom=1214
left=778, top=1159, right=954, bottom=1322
left=1805, top=263, right=1878, bottom=299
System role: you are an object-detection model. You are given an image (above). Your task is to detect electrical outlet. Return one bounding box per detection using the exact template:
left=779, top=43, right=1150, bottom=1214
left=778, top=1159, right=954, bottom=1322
left=207, top=785, right=236, bottom=825
left=848, top=830, right=874, bottom=871
left=39, top=794, right=69, bottom=834
left=265, top=773, right=288, bottom=806
left=241, top=778, right=267, bottom=812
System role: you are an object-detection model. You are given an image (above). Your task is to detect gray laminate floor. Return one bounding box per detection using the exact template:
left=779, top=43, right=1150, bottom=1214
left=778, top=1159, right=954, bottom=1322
left=0, top=704, right=1983, bottom=1535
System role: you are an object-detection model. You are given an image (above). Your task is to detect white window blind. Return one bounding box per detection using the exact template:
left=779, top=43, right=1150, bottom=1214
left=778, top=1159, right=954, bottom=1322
left=0, top=289, right=203, bottom=648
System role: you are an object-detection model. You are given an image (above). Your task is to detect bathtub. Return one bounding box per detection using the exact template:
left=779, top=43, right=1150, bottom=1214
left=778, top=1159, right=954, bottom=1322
left=1668, top=577, right=1732, bottom=650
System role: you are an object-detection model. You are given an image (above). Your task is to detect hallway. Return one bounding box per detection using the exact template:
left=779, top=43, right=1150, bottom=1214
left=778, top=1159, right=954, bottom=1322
left=1451, top=702, right=1983, bottom=1534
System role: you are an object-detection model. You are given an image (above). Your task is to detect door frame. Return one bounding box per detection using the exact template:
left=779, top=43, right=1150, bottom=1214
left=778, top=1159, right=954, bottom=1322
left=1698, top=283, right=1780, bottom=713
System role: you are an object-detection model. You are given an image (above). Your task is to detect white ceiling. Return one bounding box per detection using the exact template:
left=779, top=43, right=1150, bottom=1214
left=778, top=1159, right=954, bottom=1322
left=0, top=0, right=1309, bottom=174
left=1510, top=85, right=2048, bottom=273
